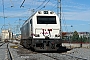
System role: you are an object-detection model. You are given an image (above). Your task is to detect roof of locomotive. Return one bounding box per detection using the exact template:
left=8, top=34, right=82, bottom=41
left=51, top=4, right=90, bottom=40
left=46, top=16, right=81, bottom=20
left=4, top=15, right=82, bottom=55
left=21, top=10, right=56, bottom=27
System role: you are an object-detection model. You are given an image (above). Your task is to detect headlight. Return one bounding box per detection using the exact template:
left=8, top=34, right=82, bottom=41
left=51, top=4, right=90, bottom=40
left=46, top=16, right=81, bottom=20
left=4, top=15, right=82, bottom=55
left=35, top=34, right=40, bottom=37
left=55, top=34, right=60, bottom=37
left=38, top=11, right=42, bottom=14
left=55, top=34, right=58, bottom=37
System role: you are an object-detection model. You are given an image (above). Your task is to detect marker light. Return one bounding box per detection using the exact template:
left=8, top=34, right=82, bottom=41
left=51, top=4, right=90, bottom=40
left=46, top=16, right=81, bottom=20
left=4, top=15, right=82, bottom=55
left=48, top=29, right=52, bottom=31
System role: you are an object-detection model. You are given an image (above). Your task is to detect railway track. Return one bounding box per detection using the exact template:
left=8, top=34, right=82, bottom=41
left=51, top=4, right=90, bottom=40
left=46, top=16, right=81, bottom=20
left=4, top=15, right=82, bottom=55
left=7, top=43, right=13, bottom=60
left=17, top=46, right=87, bottom=60
left=41, top=53, right=88, bottom=60
left=9, top=43, right=89, bottom=60
left=0, top=42, right=5, bottom=47
left=41, top=53, right=59, bottom=60
left=0, top=42, right=89, bottom=60
left=0, top=42, right=13, bottom=60
left=61, top=53, right=87, bottom=60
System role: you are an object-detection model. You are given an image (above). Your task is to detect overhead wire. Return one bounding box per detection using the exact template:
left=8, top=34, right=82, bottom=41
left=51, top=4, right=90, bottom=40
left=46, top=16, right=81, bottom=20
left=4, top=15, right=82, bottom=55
left=61, top=1, right=69, bottom=32
left=35, top=0, right=46, bottom=11
left=62, top=12, right=68, bottom=32
left=2, top=0, right=6, bottom=29
left=2, top=0, right=5, bottom=17
left=39, top=0, right=50, bottom=10
left=19, top=0, right=49, bottom=14
left=50, top=3, right=57, bottom=12
left=27, top=0, right=47, bottom=15
left=9, top=0, right=14, bottom=7
left=44, top=0, right=50, bottom=7
left=20, top=0, right=25, bottom=8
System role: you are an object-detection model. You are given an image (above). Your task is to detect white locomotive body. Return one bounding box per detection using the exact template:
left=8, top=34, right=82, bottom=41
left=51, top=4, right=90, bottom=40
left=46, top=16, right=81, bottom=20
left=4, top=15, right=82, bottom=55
left=20, top=10, right=62, bottom=51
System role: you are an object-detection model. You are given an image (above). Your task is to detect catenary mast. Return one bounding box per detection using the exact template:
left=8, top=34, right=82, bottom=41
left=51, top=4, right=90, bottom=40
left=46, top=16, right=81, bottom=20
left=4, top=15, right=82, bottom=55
left=57, top=0, right=62, bottom=39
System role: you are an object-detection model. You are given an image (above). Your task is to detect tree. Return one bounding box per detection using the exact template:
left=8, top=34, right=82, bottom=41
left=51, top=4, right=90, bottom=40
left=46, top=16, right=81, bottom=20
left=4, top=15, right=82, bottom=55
left=72, top=31, right=79, bottom=42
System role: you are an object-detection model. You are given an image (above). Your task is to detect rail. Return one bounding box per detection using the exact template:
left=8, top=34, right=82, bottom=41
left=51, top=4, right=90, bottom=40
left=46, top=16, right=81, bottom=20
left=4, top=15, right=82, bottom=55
left=0, top=42, right=5, bottom=47
left=7, top=43, right=13, bottom=60
left=41, top=53, right=88, bottom=60
left=61, top=53, right=87, bottom=60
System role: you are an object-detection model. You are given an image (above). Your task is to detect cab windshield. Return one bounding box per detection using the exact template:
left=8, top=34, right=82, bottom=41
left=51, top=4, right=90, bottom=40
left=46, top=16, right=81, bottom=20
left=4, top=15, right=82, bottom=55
left=37, top=16, right=56, bottom=24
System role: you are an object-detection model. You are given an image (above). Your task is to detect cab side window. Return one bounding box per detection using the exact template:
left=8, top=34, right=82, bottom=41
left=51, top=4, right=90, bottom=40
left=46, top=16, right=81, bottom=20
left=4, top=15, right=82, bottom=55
left=30, top=19, right=32, bottom=24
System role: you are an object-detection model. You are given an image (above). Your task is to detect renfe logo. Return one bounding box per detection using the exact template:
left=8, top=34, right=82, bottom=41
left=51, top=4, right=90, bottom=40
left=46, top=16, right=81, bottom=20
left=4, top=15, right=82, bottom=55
left=40, top=31, right=48, bottom=34
left=40, top=29, right=49, bottom=34
left=40, top=29, right=52, bottom=36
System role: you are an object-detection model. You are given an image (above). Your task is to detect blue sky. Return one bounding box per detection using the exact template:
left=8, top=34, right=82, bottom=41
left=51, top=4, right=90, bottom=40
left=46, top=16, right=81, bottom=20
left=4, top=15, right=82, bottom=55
left=0, top=0, right=90, bottom=34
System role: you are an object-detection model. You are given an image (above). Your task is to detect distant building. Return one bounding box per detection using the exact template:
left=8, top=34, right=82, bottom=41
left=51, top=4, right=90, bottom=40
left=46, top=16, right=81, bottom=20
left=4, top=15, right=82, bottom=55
left=16, top=34, right=21, bottom=40
left=13, top=34, right=21, bottom=40
left=1, top=30, right=13, bottom=41
left=78, top=32, right=90, bottom=38
left=63, top=32, right=90, bottom=38
left=13, top=34, right=16, bottom=40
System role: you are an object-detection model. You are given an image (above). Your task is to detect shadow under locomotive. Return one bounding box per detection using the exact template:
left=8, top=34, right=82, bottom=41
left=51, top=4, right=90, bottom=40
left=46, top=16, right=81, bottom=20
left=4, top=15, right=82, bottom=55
left=29, top=46, right=71, bottom=53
